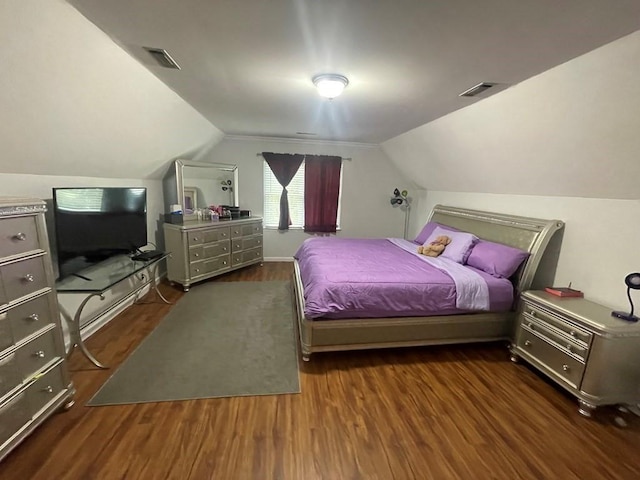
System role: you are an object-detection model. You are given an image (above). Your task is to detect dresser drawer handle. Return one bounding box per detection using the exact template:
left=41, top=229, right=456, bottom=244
left=566, top=344, right=572, bottom=352
left=255, top=251, right=260, bottom=257
left=194, top=268, right=200, bottom=273
left=43, top=385, right=54, bottom=394
left=28, top=313, right=39, bottom=322
left=234, top=230, right=240, bottom=234
left=223, top=261, right=228, bottom=266
left=24, top=274, right=35, bottom=282
left=524, top=340, right=532, bottom=347
left=193, top=236, right=199, bottom=241
left=34, top=350, right=45, bottom=358
left=570, top=330, right=577, bottom=337
left=527, top=322, right=534, bottom=329
left=222, top=233, right=227, bottom=237
left=235, top=244, right=241, bottom=249
left=13, top=232, right=27, bottom=241
left=194, top=253, right=199, bottom=258
left=223, top=247, right=228, bottom=251
left=562, top=364, right=570, bottom=372
left=257, top=240, right=261, bottom=245
left=529, top=310, right=536, bottom=317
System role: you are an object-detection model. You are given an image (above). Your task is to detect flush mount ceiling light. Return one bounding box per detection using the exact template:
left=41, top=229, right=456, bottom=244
left=312, top=74, right=349, bottom=99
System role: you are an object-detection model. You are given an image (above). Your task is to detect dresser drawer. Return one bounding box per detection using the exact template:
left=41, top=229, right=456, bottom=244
left=8, top=294, right=54, bottom=344
left=522, top=301, right=592, bottom=345
left=517, top=329, right=586, bottom=389
left=189, top=256, right=230, bottom=278
left=0, top=256, right=49, bottom=303
left=0, top=216, right=40, bottom=259
left=230, top=223, right=262, bottom=238
left=188, top=228, right=230, bottom=246
left=521, top=314, right=589, bottom=361
left=231, top=235, right=262, bottom=252
left=15, top=328, right=59, bottom=380
left=27, top=362, right=66, bottom=417
left=0, top=353, right=21, bottom=400
left=0, top=391, right=31, bottom=449
left=232, top=247, right=263, bottom=266
left=0, top=312, right=12, bottom=352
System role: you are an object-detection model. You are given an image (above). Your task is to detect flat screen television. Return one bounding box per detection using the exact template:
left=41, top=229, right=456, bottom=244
left=52, top=187, right=147, bottom=280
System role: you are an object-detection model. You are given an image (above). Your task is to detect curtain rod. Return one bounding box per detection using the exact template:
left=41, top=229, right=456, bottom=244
left=256, top=153, right=352, bottom=161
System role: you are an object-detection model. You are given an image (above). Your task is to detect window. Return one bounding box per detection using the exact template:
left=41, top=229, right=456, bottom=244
left=263, top=160, right=342, bottom=229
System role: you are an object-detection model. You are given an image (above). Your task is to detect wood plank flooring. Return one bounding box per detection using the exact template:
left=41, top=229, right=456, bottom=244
left=1, top=262, right=639, bottom=479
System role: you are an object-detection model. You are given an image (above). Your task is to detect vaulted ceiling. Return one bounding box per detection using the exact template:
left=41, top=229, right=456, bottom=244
left=68, top=0, right=640, bottom=144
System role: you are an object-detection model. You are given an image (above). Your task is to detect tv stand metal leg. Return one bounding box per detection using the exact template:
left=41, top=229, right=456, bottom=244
left=65, top=293, right=108, bottom=369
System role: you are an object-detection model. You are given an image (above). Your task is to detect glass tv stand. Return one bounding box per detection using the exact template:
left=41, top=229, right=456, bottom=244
left=56, top=253, right=170, bottom=369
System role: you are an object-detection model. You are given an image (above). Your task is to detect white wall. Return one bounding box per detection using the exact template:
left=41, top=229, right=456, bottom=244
left=383, top=30, right=640, bottom=200
left=383, top=31, right=640, bottom=313
left=0, top=0, right=223, bottom=180
left=206, top=136, right=412, bottom=258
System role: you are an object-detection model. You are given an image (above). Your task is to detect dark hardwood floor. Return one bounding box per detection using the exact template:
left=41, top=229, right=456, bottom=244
left=1, top=262, right=639, bottom=479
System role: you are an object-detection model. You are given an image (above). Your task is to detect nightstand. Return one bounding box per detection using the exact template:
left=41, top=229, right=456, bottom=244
left=510, top=290, right=640, bottom=417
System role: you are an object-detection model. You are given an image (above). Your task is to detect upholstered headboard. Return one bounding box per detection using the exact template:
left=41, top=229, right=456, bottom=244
left=428, top=205, right=564, bottom=294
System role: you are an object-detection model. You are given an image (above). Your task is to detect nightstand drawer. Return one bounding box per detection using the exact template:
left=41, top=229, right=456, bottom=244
left=521, top=314, right=589, bottom=360
left=522, top=302, right=592, bottom=345
left=517, top=329, right=586, bottom=388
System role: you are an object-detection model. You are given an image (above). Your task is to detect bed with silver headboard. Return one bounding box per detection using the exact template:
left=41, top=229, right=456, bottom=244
left=292, top=204, right=564, bottom=361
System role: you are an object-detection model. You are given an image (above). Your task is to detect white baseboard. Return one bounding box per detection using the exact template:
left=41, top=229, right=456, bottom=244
left=264, top=257, right=294, bottom=262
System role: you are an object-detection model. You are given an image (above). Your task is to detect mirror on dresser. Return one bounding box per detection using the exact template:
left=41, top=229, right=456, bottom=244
left=163, top=159, right=239, bottom=214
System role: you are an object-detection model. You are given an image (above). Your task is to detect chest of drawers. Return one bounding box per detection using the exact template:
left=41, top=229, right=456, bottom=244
left=510, top=290, right=640, bottom=417
left=0, top=197, right=74, bottom=462
left=164, top=218, right=263, bottom=291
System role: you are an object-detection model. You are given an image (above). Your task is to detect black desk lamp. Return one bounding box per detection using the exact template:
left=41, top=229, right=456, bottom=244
left=611, top=272, right=640, bottom=322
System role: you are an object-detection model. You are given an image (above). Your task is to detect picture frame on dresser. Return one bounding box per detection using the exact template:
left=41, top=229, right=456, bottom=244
left=183, top=187, right=197, bottom=211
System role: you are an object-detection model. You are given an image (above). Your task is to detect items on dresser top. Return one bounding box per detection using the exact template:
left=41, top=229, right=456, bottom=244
left=0, top=197, right=74, bottom=462
left=56, top=253, right=170, bottom=369
left=164, top=217, right=263, bottom=291
left=511, top=290, right=640, bottom=417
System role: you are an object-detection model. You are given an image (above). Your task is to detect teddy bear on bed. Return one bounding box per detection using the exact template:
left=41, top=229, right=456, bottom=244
left=417, top=235, right=451, bottom=257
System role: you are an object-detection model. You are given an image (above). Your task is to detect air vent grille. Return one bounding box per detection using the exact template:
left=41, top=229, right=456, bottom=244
left=143, top=47, right=181, bottom=69
left=459, top=82, right=495, bottom=97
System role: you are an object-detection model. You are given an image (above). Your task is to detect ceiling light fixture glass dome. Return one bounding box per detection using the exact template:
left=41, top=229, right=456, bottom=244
left=312, top=74, right=349, bottom=99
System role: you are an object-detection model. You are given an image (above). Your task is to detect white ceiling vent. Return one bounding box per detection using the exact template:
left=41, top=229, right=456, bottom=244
left=143, top=47, right=181, bottom=69
left=459, top=82, right=496, bottom=97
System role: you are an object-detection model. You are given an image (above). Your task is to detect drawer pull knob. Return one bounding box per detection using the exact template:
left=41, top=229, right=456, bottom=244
left=570, top=330, right=577, bottom=337
left=257, top=240, right=261, bottom=245
left=527, top=322, right=533, bottom=329
left=14, top=232, right=27, bottom=241
left=524, top=340, right=532, bottom=347
left=34, top=350, right=45, bottom=358
left=222, top=233, right=227, bottom=237
left=256, top=252, right=260, bottom=256
left=195, top=269, right=200, bottom=273
left=234, top=230, right=239, bottom=234
left=193, top=237, right=199, bottom=241
left=43, top=385, right=54, bottom=393
left=194, top=253, right=199, bottom=257
left=529, top=311, right=536, bottom=317
left=566, top=345, right=572, bottom=352
left=223, top=261, right=227, bottom=265
left=28, top=313, right=39, bottom=322
left=223, top=247, right=228, bottom=251
left=24, top=274, right=35, bottom=282
left=562, top=364, right=570, bottom=372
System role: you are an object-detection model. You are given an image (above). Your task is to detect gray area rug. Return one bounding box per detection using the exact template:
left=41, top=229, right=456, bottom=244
left=88, top=281, right=300, bottom=406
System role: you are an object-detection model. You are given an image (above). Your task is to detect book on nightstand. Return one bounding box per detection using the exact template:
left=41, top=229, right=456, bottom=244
left=544, top=286, right=584, bottom=298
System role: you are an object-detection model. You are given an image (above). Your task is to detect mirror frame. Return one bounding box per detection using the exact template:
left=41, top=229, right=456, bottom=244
left=175, top=159, right=239, bottom=212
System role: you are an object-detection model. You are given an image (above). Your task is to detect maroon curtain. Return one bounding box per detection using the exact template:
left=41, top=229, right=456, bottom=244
left=263, top=152, right=304, bottom=230
left=304, top=155, right=342, bottom=233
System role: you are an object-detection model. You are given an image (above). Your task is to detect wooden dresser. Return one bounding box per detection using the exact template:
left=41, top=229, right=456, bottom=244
left=0, top=197, right=74, bottom=462
left=511, top=290, right=640, bottom=417
left=163, top=217, right=263, bottom=291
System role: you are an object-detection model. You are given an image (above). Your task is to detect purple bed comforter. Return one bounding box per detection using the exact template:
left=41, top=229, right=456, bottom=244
left=294, top=237, right=514, bottom=319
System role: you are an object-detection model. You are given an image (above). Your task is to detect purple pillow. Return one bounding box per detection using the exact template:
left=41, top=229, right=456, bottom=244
left=414, top=222, right=457, bottom=245
left=423, top=226, right=478, bottom=264
left=466, top=240, right=530, bottom=278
